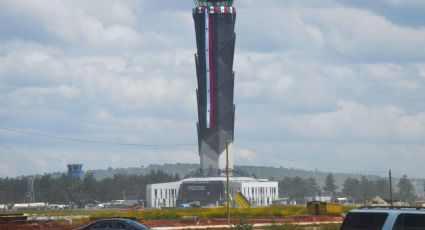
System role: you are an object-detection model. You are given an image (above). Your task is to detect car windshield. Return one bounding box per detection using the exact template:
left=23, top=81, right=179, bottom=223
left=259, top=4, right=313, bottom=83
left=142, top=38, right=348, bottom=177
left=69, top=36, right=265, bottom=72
left=341, top=212, right=388, bottom=230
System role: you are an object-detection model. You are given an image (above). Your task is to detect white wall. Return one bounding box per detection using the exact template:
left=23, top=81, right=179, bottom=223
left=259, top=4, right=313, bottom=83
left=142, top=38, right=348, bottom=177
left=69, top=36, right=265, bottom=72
left=230, top=181, right=278, bottom=207
left=147, top=179, right=278, bottom=208
left=147, top=181, right=181, bottom=208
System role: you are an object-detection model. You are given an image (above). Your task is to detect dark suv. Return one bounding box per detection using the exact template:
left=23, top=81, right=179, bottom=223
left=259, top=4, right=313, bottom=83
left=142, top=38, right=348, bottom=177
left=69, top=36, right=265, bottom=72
left=341, top=206, right=425, bottom=230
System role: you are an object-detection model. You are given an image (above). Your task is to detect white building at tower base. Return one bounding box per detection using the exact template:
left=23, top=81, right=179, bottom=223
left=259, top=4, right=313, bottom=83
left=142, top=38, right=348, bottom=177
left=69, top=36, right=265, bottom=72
left=146, top=177, right=278, bottom=208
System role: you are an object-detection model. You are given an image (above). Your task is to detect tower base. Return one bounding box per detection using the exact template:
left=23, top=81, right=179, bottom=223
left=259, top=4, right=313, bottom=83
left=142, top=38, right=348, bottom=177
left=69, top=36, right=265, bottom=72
left=200, top=142, right=233, bottom=175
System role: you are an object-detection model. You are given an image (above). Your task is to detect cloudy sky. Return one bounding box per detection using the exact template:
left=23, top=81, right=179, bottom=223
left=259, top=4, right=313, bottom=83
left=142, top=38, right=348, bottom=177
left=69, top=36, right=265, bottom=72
left=1, top=0, right=425, bottom=178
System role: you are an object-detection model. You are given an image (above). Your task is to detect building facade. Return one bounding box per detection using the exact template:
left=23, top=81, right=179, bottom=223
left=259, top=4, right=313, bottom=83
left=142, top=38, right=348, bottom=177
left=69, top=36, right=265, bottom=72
left=146, top=181, right=181, bottom=208
left=146, top=177, right=278, bottom=208
left=193, top=0, right=236, bottom=173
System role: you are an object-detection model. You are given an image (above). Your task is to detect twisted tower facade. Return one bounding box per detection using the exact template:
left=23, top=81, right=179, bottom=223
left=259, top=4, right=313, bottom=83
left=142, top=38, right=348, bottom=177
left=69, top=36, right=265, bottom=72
left=193, top=0, right=236, bottom=173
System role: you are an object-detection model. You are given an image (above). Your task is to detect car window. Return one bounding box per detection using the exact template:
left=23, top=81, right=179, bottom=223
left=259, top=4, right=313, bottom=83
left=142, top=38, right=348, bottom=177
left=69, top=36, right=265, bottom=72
left=111, top=221, right=132, bottom=230
left=341, top=212, right=388, bottom=230
left=89, top=220, right=112, bottom=229
left=126, top=220, right=149, bottom=229
left=393, top=214, right=425, bottom=230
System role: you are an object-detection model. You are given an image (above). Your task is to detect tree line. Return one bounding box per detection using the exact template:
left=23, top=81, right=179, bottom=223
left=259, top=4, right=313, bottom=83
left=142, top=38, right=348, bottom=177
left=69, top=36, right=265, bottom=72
left=278, top=174, right=418, bottom=203
left=0, top=171, right=418, bottom=206
left=0, top=170, right=179, bottom=206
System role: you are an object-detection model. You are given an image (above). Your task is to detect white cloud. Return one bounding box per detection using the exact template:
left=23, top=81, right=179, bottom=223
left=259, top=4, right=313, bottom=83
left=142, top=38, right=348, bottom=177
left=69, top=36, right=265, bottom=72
left=0, top=163, right=14, bottom=177
left=306, top=7, right=425, bottom=60
left=0, top=0, right=141, bottom=49
left=1, top=0, right=425, bottom=178
left=278, top=100, right=425, bottom=142
left=234, top=147, right=255, bottom=165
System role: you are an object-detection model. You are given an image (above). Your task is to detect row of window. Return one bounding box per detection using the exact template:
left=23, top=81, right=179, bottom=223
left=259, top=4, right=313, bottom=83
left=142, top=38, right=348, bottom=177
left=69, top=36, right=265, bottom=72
left=153, top=188, right=178, bottom=199
left=153, top=198, right=176, bottom=208
left=195, top=1, right=234, bottom=7
left=241, top=186, right=277, bottom=197
left=247, top=197, right=274, bottom=206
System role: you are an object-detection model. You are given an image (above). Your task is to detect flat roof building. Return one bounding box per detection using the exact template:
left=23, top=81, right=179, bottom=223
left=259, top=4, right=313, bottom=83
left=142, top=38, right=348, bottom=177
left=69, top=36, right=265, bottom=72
left=147, top=177, right=278, bottom=208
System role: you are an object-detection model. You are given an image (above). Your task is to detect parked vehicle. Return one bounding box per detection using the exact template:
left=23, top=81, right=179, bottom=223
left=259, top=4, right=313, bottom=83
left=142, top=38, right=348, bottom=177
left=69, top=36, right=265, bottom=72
left=0, top=204, right=8, bottom=212
left=12, top=202, right=47, bottom=211
left=74, top=218, right=150, bottom=230
left=340, top=206, right=425, bottom=230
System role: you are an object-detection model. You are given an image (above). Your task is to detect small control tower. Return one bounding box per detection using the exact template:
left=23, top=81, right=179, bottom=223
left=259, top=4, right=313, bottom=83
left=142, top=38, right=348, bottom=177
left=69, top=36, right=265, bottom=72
left=67, top=164, right=85, bottom=180
left=193, top=0, right=236, bottom=175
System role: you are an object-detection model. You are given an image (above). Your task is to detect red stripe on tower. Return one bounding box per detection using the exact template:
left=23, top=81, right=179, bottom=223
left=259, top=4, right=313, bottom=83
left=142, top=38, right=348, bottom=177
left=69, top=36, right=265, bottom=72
left=208, top=13, right=214, bottom=127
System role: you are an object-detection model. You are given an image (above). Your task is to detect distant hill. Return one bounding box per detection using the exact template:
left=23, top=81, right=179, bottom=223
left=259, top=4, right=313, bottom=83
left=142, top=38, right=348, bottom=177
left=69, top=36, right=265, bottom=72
left=234, top=165, right=382, bottom=186
left=88, top=163, right=383, bottom=185
left=87, top=163, right=199, bottom=181
left=15, top=163, right=423, bottom=197
left=85, top=163, right=424, bottom=196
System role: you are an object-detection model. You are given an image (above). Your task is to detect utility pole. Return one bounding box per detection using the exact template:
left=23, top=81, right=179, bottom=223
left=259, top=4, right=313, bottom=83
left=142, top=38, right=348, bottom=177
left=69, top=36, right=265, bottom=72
left=389, top=169, right=393, bottom=207
left=423, top=180, right=425, bottom=200
left=226, top=139, right=230, bottom=225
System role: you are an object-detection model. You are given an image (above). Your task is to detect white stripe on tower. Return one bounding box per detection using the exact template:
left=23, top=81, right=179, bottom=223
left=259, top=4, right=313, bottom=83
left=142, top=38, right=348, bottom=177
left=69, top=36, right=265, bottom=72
left=205, top=10, right=211, bottom=129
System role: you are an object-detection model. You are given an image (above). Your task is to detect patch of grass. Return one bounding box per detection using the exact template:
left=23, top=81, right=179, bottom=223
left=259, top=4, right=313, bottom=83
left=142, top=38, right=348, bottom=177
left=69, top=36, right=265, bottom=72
left=25, top=205, right=354, bottom=221
left=264, top=223, right=303, bottom=230
left=316, top=223, right=341, bottom=230
left=231, top=219, right=253, bottom=230
left=263, top=223, right=340, bottom=230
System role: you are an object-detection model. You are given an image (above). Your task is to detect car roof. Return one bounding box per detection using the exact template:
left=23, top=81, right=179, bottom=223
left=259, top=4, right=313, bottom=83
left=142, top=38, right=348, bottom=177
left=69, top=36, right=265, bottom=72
left=98, top=218, right=133, bottom=221
left=349, top=206, right=425, bottom=215
left=78, top=218, right=149, bottom=230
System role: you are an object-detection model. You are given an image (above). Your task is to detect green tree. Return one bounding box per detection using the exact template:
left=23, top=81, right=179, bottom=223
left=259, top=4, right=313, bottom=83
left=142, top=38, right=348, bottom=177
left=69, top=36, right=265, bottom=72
left=0, top=170, right=177, bottom=204
left=373, top=179, right=390, bottom=199
left=397, top=175, right=416, bottom=202
left=323, top=173, right=337, bottom=198
left=306, top=177, right=320, bottom=195
left=279, top=177, right=320, bottom=202
left=359, top=176, right=372, bottom=202
left=342, top=178, right=360, bottom=201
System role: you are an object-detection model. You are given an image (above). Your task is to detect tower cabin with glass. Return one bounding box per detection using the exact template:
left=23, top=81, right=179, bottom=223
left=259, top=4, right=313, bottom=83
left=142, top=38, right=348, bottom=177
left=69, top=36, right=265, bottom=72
left=194, top=0, right=234, bottom=7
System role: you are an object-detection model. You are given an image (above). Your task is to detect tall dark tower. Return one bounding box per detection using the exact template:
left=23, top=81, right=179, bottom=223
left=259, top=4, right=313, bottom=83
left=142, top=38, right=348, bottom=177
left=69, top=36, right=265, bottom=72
left=193, top=0, right=236, bottom=174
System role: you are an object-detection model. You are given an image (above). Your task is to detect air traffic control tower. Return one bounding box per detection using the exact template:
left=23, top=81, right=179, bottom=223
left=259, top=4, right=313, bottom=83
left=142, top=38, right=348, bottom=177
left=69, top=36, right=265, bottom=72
left=193, top=0, right=236, bottom=174
left=146, top=2, right=279, bottom=208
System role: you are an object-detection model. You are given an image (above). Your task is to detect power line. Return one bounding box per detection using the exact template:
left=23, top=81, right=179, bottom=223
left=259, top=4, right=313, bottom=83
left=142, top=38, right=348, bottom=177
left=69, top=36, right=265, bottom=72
left=1, top=126, right=415, bottom=178
left=234, top=142, right=325, bottom=168
left=0, top=126, right=197, bottom=148
left=233, top=142, right=398, bottom=177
